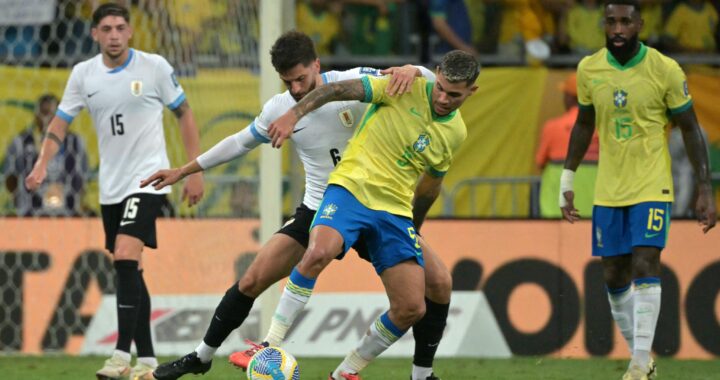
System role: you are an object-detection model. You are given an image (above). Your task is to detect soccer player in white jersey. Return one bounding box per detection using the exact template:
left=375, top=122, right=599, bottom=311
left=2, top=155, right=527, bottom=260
left=25, top=4, right=204, bottom=380
left=142, top=31, right=450, bottom=380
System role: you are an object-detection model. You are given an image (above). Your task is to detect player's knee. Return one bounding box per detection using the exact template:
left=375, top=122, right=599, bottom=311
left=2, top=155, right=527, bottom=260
left=113, top=245, right=140, bottom=262
left=395, top=299, right=426, bottom=327
left=238, top=272, right=264, bottom=298
left=425, top=267, right=452, bottom=304
left=300, top=246, right=335, bottom=274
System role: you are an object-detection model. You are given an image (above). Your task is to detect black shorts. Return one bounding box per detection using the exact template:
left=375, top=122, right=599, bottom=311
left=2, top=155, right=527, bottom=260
left=101, top=194, right=168, bottom=253
left=278, top=203, right=371, bottom=262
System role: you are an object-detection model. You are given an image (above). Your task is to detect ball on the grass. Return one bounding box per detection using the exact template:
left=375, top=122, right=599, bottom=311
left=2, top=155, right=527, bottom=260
left=247, top=346, right=300, bottom=380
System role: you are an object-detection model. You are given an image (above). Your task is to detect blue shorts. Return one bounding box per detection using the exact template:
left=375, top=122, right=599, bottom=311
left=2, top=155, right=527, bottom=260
left=591, top=201, right=671, bottom=257
left=311, top=185, right=424, bottom=274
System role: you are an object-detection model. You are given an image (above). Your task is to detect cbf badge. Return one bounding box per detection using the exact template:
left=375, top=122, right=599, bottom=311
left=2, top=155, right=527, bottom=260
left=339, top=109, right=354, bottom=128
left=131, top=80, right=143, bottom=97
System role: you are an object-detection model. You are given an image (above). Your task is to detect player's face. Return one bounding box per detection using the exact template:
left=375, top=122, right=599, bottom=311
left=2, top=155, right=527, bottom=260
left=92, top=16, right=133, bottom=60
left=430, top=72, right=478, bottom=116
left=279, top=59, right=321, bottom=102
left=604, top=5, right=642, bottom=58
left=35, top=100, right=57, bottom=129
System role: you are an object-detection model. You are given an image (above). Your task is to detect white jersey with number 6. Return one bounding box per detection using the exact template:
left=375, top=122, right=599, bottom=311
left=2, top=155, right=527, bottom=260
left=57, top=48, right=184, bottom=204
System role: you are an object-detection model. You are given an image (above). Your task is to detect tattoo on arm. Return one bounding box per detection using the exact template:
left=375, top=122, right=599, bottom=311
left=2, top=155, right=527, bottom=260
left=674, top=109, right=712, bottom=186
left=564, top=107, right=596, bottom=171
left=172, top=100, right=189, bottom=119
left=292, top=79, right=366, bottom=119
left=45, top=131, right=64, bottom=147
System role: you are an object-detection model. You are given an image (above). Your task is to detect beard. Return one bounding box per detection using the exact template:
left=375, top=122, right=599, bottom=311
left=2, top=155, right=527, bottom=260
left=291, top=80, right=316, bottom=102
left=606, top=34, right=639, bottom=62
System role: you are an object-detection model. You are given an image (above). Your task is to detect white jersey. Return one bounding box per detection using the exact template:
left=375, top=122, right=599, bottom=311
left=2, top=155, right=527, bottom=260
left=57, top=49, right=185, bottom=204
left=253, top=68, right=381, bottom=210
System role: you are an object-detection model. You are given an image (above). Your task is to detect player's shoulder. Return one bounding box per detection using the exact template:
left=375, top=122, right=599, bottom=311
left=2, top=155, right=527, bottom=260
left=260, top=92, right=294, bottom=119
left=645, top=46, right=681, bottom=70
left=132, top=49, right=172, bottom=67
left=578, top=48, right=606, bottom=71
left=71, top=54, right=102, bottom=73
left=324, top=67, right=382, bottom=82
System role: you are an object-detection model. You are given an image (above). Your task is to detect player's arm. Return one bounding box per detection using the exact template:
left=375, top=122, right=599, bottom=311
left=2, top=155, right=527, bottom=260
left=560, top=105, right=596, bottom=223
left=141, top=126, right=262, bottom=190
left=672, top=107, right=716, bottom=232
left=171, top=99, right=205, bottom=206
left=380, top=65, right=435, bottom=96
left=25, top=116, right=70, bottom=191
left=267, top=79, right=367, bottom=147
left=413, top=172, right=444, bottom=232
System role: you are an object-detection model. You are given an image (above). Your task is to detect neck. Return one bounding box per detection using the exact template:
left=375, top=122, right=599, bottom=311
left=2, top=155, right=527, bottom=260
left=103, top=49, right=129, bottom=68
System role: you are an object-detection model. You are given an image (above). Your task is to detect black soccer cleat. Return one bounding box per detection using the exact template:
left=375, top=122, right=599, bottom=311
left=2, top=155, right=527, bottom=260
left=152, top=352, right=211, bottom=380
left=410, top=373, right=441, bottom=380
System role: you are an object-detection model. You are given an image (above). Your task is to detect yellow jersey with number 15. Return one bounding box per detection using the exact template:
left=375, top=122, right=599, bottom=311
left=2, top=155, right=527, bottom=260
left=577, top=43, right=692, bottom=207
left=328, top=75, right=467, bottom=218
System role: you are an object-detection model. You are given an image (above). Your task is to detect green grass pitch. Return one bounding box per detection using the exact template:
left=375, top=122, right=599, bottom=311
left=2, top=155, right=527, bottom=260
left=2, top=356, right=720, bottom=379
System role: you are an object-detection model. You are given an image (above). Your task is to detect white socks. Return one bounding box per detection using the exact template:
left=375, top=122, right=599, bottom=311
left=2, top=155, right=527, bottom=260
left=264, top=268, right=316, bottom=346
left=632, top=278, right=661, bottom=368
left=195, top=341, right=217, bottom=363
left=412, top=365, right=434, bottom=380
left=607, top=284, right=634, bottom=354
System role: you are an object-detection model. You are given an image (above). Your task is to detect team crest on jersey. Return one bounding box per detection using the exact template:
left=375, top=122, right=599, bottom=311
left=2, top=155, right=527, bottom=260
left=131, top=80, right=143, bottom=97
left=613, top=89, right=627, bottom=108
left=339, top=109, right=354, bottom=128
left=320, top=203, right=337, bottom=219
left=413, top=134, right=431, bottom=153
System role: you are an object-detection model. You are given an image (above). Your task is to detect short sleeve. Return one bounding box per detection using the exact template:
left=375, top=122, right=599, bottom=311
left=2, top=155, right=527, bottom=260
left=576, top=59, right=592, bottom=108
left=361, top=75, right=393, bottom=105
left=665, top=61, right=692, bottom=115
left=250, top=94, right=290, bottom=143
left=57, top=65, right=86, bottom=123
left=154, top=56, right=185, bottom=110
left=331, top=67, right=382, bottom=82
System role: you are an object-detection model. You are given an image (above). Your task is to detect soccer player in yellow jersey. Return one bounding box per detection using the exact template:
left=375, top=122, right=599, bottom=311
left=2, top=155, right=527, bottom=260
left=261, top=50, right=478, bottom=380
left=560, top=1, right=716, bottom=379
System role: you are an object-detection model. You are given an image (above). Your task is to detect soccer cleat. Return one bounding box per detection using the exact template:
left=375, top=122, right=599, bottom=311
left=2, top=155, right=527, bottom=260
left=410, top=373, right=441, bottom=380
left=96, top=353, right=131, bottom=380
left=228, top=340, right=268, bottom=370
left=329, top=371, right=362, bottom=380
left=130, top=362, right=156, bottom=380
left=622, top=359, right=657, bottom=380
left=152, top=352, right=211, bottom=380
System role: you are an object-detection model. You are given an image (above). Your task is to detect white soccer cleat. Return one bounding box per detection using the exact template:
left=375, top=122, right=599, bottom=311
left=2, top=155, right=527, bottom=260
left=622, top=358, right=657, bottom=380
left=130, top=362, right=156, bottom=380
left=96, top=353, right=131, bottom=379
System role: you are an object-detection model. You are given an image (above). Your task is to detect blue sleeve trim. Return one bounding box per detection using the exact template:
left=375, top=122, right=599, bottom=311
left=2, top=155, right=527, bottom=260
left=321, top=73, right=328, bottom=84
left=167, top=93, right=186, bottom=110
left=427, top=167, right=446, bottom=177
left=289, top=268, right=317, bottom=289
left=633, top=277, right=661, bottom=286
left=360, top=76, right=373, bottom=103
left=56, top=109, right=74, bottom=124
left=669, top=99, right=693, bottom=115
left=606, top=284, right=631, bottom=295
left=249, top=122, right=270, bottom=143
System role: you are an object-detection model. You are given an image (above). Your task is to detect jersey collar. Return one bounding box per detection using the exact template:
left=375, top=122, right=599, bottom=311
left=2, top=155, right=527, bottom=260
left=426, top=82, right=457, bottom=122
left=107, top=48, right=134, bottom=74
left=606, top=43, right=647, bottom=71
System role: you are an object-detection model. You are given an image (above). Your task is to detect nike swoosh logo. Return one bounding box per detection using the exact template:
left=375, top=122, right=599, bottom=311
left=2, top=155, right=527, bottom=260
left=120, top=220, right=135, bottom=226
left=87, top=91, right=100, bottom=98
left=409, top=107, right=423, bottom=118
left=293, top=127, right=307, bottom=133
left=644, top=232, right=661, bottom=238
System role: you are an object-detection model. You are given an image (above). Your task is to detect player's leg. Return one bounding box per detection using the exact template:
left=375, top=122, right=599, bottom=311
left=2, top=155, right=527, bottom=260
left=593, top=205, right=636, bottom=358
left=411, top=237, right=451, bottom=380
left=332, top=261, right=426, bottom=379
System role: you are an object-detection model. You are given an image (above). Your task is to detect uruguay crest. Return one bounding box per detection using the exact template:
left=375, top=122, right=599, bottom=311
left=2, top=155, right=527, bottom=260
left=339, top=109, right=353, bottom=128
left=613, top=89, right=627, bottom=108
left=131, top=80, right=143, bottom=97
left=413, top=134, right=431, bottom=153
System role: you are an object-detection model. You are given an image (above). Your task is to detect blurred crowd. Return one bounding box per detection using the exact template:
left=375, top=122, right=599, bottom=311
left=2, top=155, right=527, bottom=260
left=2, top=0, right=719, bottom=70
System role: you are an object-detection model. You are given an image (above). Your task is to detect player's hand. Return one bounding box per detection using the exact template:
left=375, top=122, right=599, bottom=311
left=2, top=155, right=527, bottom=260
left=560, top=191, right=580, bottom=223
left=381, top=64, right=420, bottom=96
left=24, top=163, right=47, bottom=191
left=182, top=172, right=204, bottom=207
left=268, top=111, right=298, bottom=148
left=140, top=168, right=184, bottom=190
left=695, top=185, right=716, bottom=233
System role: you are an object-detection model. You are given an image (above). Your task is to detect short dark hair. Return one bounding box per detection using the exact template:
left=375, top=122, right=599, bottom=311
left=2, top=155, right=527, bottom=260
left=37, top=93, right=58, bottom=106
left=92, top=3, right=130, bottom=28
left=439, top=50, right=480, bottom=86
left=270, top=31, right=318, bottom=73
left=604, top=0, right=641, bottom=14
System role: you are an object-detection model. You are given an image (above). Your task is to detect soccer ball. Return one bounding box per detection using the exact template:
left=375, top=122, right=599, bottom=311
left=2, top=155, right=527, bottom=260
left=247, top=346, right=300, bottom=380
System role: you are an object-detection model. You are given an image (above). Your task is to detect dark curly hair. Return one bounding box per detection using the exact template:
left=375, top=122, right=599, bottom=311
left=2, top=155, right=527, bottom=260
left=270, top=31, right=318, bottom=73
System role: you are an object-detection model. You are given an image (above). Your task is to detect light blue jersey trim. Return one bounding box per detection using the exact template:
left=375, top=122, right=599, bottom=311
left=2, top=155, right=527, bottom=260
left=167, top=93, right=186, bottom=110
left=360, top=76, right=373, bottom=103
left=107, top=48, right=134, bottom=74
left=321, top=73, right=328, bottom=84
left=249, top=122, right=270, bottom=143
left=56, top=109, right=74, bottom=124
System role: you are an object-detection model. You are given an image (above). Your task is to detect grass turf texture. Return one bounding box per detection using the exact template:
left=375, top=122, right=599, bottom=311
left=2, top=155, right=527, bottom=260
left=2, top=356, right=720, bottom=379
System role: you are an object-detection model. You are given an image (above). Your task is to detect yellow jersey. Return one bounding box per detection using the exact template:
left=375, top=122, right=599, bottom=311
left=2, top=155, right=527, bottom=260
left=577, top=43, right=692, bottom=206
left=328, top=76, right=467, bottom=218
left=664, top=2, right=718, bottom=52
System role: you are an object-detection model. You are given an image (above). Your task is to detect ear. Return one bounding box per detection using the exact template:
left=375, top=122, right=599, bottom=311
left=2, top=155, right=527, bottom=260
left=469, top=85, right=479, bottom=95
left=91, top=27, right=98, bottom=42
